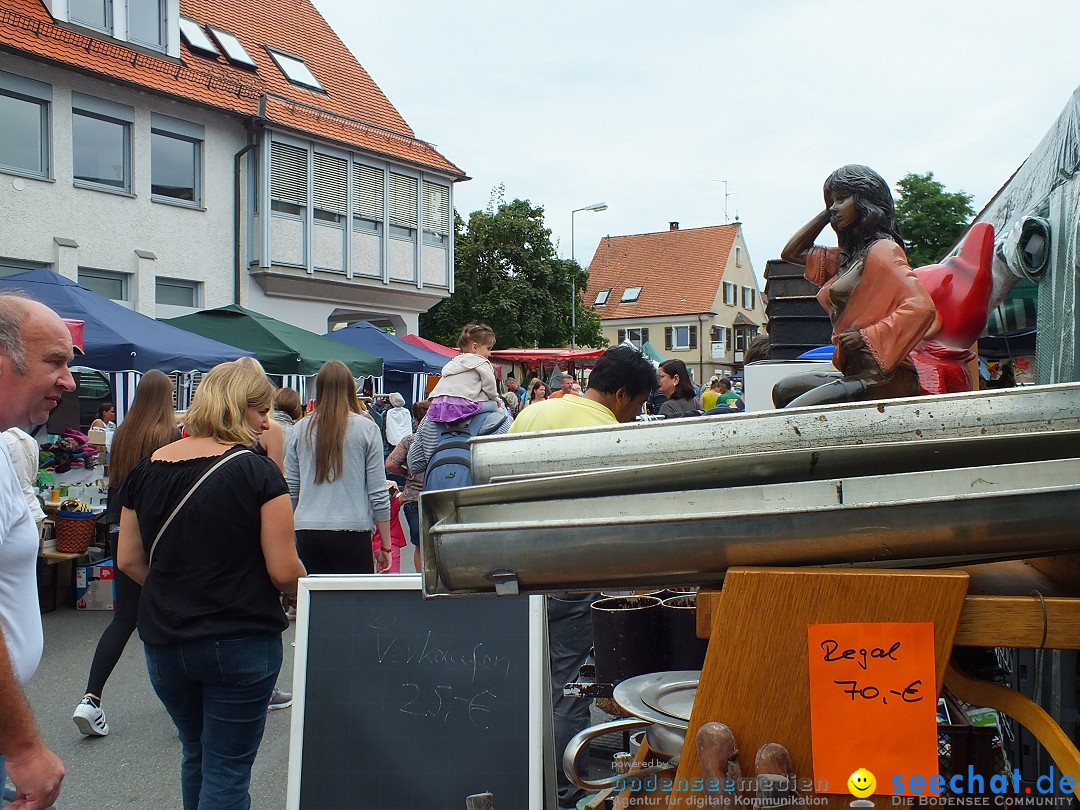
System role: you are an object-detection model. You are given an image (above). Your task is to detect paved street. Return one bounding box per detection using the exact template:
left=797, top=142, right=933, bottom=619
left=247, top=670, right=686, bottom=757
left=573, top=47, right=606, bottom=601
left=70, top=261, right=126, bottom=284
left=20, top=606, right=297, bottom=809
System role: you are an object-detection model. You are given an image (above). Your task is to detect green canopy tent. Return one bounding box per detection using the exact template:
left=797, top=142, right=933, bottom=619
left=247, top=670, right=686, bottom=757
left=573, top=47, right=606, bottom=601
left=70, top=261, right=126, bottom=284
left=165, top=305, right=383, bottom=378
left=640, top=341, right=666, bottom=363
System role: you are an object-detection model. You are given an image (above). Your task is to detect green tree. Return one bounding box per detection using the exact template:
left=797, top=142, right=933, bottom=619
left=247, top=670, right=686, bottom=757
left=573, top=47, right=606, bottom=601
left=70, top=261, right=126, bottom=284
left=894, top=172, right=975, bottom=267
left=420, top=187, right=606, bottom=349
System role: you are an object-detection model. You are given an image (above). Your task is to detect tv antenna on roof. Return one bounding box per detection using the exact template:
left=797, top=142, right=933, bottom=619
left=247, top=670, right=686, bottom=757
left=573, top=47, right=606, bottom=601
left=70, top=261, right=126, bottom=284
left=711, top=179, right=739, bottom=224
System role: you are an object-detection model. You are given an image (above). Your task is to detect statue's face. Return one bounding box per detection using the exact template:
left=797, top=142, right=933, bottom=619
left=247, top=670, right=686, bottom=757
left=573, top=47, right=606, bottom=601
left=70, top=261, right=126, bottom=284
left=828, top=188, right=859, bottom=233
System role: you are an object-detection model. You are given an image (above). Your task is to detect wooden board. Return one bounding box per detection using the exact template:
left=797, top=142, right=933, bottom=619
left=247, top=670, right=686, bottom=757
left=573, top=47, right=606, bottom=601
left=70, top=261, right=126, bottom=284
left=668, top=567, right=968, bottom=810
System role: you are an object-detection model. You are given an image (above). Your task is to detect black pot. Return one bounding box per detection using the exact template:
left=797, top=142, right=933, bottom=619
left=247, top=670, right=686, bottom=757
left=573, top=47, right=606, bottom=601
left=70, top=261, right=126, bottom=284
left=661, top=594, right=709, bottom=671
left=591, top=595, right=664, bottom=685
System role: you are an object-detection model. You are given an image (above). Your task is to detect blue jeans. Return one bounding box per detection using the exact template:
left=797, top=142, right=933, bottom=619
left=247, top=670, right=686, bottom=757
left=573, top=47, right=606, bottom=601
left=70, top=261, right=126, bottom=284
left=403, top=500, right=420, bottom=546
left=144, top=634, right=282, bottom=810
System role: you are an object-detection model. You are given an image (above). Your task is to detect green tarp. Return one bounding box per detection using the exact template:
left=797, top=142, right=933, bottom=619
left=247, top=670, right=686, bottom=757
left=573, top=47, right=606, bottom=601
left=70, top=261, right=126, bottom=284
left=166, top=305, right=382, bottom=376
left=641, top=340, right=666, bottom=362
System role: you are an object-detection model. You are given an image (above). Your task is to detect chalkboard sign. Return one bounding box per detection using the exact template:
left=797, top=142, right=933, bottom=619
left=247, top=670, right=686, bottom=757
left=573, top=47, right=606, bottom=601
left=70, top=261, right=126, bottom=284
left=286, top=575, right=544, bottom=810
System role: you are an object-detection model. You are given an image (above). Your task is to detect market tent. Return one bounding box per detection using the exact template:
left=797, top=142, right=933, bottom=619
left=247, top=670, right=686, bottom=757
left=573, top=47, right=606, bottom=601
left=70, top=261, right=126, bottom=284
left=401, top=333, right=457, bottom=358
left=488, top=347, right=605, bottom=363
left=166, top=305, right=382, bottom=377
left=0, top=270, right=251, bottom=372
left=324, top=321, right=447, bottom=374
left=640, top=341, right=666, bottom=362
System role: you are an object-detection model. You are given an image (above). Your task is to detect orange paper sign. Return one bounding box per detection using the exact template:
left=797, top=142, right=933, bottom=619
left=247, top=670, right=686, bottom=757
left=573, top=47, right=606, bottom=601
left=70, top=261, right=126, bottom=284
left=806, top=622, right=938, bottom=796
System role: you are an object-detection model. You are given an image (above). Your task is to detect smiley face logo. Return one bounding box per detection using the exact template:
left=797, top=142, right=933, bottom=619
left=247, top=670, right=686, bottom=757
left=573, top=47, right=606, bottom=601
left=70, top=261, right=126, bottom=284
left=847, top=768, right=876, bottom=799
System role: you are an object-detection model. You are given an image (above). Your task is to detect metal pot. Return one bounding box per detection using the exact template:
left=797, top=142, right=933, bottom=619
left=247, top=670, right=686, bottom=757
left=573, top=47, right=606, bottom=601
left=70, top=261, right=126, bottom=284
left=562, top=670, right=699, bottom=791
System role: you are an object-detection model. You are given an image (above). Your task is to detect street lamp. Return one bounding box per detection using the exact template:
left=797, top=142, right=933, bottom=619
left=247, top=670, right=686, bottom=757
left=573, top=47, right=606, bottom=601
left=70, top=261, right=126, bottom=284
left=570, top=202, right=608, bottom=349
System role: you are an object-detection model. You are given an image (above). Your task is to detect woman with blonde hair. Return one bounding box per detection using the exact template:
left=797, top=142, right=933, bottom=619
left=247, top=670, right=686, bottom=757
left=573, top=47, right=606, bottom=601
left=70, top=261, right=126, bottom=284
left=235, top=355, right=286, bottom=472
left=74, top=370, right=179, bottom=737
left=285, top=359, right=392, bottom=574
left=118, top=361, right=306, bottom=809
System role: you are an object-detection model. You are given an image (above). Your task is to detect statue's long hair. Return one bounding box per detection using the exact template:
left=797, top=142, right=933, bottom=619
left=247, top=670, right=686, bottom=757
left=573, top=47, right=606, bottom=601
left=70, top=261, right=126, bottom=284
left=824, top=164, right=905, bottom=258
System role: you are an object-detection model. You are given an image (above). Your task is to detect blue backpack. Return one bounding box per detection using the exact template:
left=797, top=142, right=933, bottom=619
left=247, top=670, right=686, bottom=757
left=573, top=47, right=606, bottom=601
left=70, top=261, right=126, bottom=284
left=423, top=413, right=500, bottom=492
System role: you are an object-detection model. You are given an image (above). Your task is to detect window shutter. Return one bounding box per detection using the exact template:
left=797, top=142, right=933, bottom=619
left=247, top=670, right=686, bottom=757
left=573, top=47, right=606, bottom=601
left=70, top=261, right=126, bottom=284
left=422, top=181, right=450, bottom=235
left=618, top=329, right=626, bottom=344
left=726, top=328, right=732, bottom=352
left=312, top=153, right=347, bottom=215
left=270, top=141, right=307, bottom=206
left=388, top=173, right=418, bottom=229
left=689, top=325, right=698, bottom=350
left=750, top=290, right=756, bottom=310
left=353, top=163, right=384, bottom=221
left=642, top=328, right=650, bottom=345
left=665, top=326, right=673, bottom=351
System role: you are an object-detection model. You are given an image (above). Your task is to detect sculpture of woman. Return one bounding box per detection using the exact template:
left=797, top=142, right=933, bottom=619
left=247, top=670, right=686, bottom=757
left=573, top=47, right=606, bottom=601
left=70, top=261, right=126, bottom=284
left=774, top=165, right=938, bottom=408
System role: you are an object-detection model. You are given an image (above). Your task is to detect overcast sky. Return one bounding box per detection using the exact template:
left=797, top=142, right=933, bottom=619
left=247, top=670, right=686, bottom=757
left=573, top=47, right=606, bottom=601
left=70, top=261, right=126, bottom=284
left=317, top=0, right=1078, bottom=284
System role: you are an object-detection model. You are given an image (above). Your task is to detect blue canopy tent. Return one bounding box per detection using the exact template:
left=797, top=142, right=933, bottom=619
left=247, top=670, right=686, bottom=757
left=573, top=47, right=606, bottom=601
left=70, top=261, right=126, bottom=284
left=0, top=270, right=251, bottom=419
left=324, top=321, right=448, bottom=405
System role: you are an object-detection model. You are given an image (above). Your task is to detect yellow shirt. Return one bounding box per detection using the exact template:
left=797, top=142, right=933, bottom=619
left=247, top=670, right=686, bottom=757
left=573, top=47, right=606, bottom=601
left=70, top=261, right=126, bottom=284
left=700, top=389, right=720, bottom=411
left=509, top=395, right=616, bottom=433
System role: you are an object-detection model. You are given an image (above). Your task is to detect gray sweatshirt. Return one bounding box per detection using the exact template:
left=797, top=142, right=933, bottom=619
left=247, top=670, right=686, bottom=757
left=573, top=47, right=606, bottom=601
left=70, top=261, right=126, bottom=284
left=285, top=413, right=391, bottom=531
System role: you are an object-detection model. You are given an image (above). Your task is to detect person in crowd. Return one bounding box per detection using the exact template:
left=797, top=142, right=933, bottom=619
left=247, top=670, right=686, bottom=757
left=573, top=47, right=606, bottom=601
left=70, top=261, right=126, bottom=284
left=775, top=164, right=936, bottom=408
left=656, top=359, right=701, bottom=418
left=525, top=379, right=548, bottom=407
left=117, top=360, right=306, bottom=810
left=426, top=323, right=501, bottom=423
left=549, top=372, right=580, bottom=399
left=508, top=344, right=656, bottom=810
left=385, top=399, right=430, bottom=573
left=501, top=390, right=520, bottom=417
left=73, top=370, right=179, bottom=738
left=90, top=402, right=116, bottom=432
left=2, top=428, right=44, bottom=530
left=235, top=356, right=287, bottom=472
left=700, top=377, right=723, bottom=411
left=285, top=360, right=392, bottom=575
left=0, top=294, right=71, bottom=810
left=271, top=387, right=303, bottom=434
left=372, top=481, right=409, bottom=572
left=716, top=378, right=740, bottom=408
left=504, top=375, right=526, bottom=400
left=382, top=392, right=414, bottom=451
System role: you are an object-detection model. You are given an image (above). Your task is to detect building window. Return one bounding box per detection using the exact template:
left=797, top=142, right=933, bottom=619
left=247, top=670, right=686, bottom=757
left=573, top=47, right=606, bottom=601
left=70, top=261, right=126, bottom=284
left=616, top=328, right=649, bottom=348
left=621, top=286, right=642, bottom=303
left=388, top=172, right=418, bottom=239
left=78, top=268, right=129, bottom=303
left=742, top=286, right=756, bottom=310
left=735, top=246, right=743, bottom=267
left=0, top=71, right=50, bottom=178
left=151, top=114, right=204, bottom=206
left=723, top=281, right=737, bottom=306
left=155, top=277, right=200, bottom=307
left=422, top=181, right=450, bottom=245
left=0, top=258, right=48, bottom=278
left=179, top=17, right=219, bottom=56
left=72, top=94, right=134, bottom=194
left=313, top=152, right=348, bottom=224
left=665, top=325, right=697, bottom=351
left=270, top=140, right=308, bottom=217
left=594, top=289, right=610, bottom=306
left=267, top=48, right=324, bottom=91
left=735, top=330, right=747, bottom=352
left=352, top=162, right=384, bottom=233
left=129, top=0, right=166, bottom=49
left=207, top=27, right=257, bottom=68
left=69, top=0, right=110, bottom=31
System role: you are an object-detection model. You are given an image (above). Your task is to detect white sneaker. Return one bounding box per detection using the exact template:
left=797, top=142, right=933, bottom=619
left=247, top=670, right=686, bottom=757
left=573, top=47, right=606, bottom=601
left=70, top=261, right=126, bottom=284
left=73, top=696, right=110, bottom=737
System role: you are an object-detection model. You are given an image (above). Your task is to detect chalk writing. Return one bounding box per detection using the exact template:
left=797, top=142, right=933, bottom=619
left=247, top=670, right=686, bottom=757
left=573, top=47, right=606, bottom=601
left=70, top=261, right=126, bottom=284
left=374, top=630, right=511, bottom=682
left=399, top=683, right=496, bottom=729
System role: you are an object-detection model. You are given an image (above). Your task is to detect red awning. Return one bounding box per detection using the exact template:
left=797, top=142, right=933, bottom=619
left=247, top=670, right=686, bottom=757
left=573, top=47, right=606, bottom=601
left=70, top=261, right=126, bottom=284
left=489, top=347, right=605, bottom=363
left=402, top=334, right=457, bottom=358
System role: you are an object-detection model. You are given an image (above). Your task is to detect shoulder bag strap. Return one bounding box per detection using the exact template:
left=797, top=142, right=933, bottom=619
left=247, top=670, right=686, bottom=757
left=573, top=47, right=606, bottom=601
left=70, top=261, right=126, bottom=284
left=148, top=449, right=252, bottom=567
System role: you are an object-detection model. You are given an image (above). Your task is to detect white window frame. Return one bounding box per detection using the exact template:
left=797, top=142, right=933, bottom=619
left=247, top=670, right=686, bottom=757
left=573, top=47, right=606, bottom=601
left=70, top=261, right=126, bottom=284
left=621, top=286, right=642, bottom=303
left=735, top=246, right=743, bottom=267
left=69, top=0, right=111, bottom=33
left=78, top=268, right=131, bottom=307
left=723, top=281, right=737, bottom=306
left=72, top=92, right=134, bottom=195
left=207, top=26, right=257, bottom=68
left=594, top=289, right=610, bottom=306
left=672, top=324, right=691, bottom=350
left=627, top=327, right=648, bottom=349
left=150, top=113, right=204, bottom=208
left=0, top=71, right=51, bottom=180
left=266, top=48, right=324, bottom=91
left=155, top=277, right=200, bottom=308
left=179, top=16, right=218, bottom=55
left=742, top=286, right=756, bottom=310
left=388, top=171, right=419, bottom=240
left=128, top=0, right=167, bottom=51
left=422, top=180, right=450, bottom=246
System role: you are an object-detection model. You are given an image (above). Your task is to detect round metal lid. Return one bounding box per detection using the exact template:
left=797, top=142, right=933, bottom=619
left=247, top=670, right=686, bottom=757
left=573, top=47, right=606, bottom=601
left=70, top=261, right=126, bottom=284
left=612, top=670, right=700, bottom=730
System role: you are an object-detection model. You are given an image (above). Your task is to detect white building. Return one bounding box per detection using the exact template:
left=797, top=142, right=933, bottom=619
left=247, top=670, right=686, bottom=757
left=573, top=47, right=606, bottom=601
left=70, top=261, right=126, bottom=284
left=0, top=0, right=464, bottom=333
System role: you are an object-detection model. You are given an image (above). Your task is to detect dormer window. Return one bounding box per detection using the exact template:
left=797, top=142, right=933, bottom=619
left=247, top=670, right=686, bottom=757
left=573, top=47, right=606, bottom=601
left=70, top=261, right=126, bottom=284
left=594, top=289, right=610, bottom=306
left=621, top=286, right=642, bottom=303
left=267, top=49, right=324, bottom=91
left=207, top=26, right=257, bottom=68
left=69, top=0, right=109, bottom=33
left=128, top=0, right=166, bottom=49
left=47, top=0, right=175, bottom=55
left=179, top=17, right=219, bottom=57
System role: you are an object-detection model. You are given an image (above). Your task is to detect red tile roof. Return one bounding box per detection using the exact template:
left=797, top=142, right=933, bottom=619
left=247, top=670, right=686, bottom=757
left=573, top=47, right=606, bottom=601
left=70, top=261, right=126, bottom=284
left=585, top=224, right=740, bottom=319
left=0, top=0, right=464, bottom=177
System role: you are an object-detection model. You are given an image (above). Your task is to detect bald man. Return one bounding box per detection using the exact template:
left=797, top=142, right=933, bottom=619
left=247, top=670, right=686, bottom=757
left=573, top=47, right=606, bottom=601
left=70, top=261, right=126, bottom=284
left=0, top=293, right=73, bottom=809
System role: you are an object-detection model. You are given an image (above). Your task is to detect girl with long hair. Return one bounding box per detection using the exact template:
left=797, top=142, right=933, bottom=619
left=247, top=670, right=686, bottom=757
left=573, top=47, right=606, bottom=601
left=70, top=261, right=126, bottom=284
left=117, top=361, right=306, bottom=809
left=284, top=360, right=392, bottom=574
left=525, top=378, right=548, bottom=406
left=656, top=359, right=701, bottom=418
left=777, top=164, right=936, bottom=408
left=73, top=370, right=179, bottom=737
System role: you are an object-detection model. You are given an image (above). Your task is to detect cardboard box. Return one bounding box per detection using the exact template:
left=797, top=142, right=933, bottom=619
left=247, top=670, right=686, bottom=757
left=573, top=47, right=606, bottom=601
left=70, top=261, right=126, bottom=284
left=37, top=557, right=74, bottom=614
left=75, top=557, right=116, bottom=610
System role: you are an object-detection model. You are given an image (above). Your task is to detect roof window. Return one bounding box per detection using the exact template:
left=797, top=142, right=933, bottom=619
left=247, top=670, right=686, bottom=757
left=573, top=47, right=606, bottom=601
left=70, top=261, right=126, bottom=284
left=594, top=289, right=611, bottom=306
left=621, top=286, right=642, bottom=303
left=267, top=49, right=324, bottom=91
left=207, top=26, right=257, bottom=68
left=179, top=17, right=219, bottom=57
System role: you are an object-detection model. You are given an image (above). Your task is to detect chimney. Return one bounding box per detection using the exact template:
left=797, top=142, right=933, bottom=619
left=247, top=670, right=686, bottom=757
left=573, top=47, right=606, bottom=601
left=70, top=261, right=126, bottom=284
left=669, top=221, right=679, bottom=231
